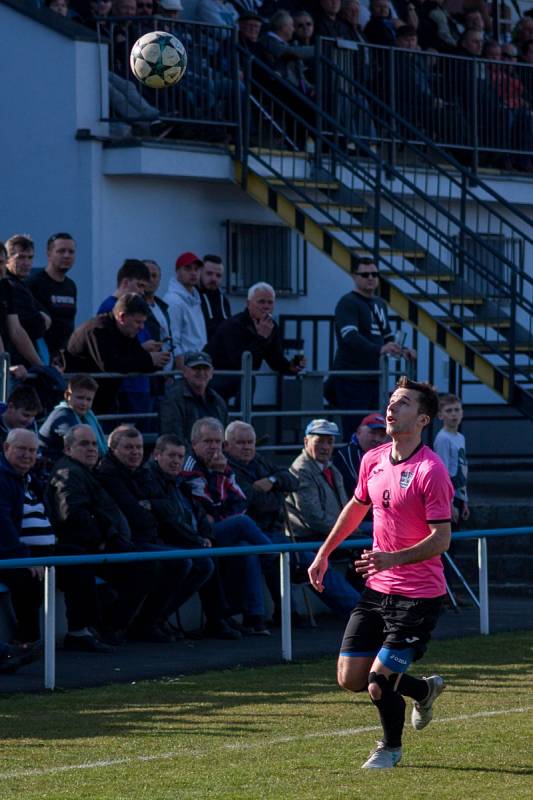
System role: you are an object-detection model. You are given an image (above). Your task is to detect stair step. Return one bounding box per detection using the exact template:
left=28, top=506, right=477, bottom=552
left=268, top=179, right=340, bottom=190
left=435, top=317, right=512, bottom=328
left=296, top=201, right=368, bottom=213
left=324, top=224, right=396, bottom=235
left=476, top=342, right=532, bottom=353
left=409, top=293, right=484, bottom=305
left=384, top=271, right=455, bottom=282
left=249, top=147, right=308, bottom=158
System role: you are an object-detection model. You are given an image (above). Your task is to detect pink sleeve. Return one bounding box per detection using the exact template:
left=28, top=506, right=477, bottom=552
left=423, top=459, right=454, bottom=522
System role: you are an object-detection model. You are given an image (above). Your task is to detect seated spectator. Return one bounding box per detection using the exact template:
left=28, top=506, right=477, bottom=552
left=97, top=259, right=159, bottom=421
left=0, top=385, right=42, bottom=445
left=333, top=412, right=387, bottom=496
left=164, top=252, right=207, bottom=370
left=286, top=419, right=361, bottom=618
left=182, top=417, right=274, bottom=634
left=292, top=10, right=315, bottom=46
left=44, top=0, right=70, bottom=17
left=96, top=424, right=204, bottom=641
left=338, top=0, right=367, bottom=41
left=315, top=0, right=358, bottom=39
left=39, top=374, right=107, bottom=463
left=198, top=255, right=232, bottom=341
left=146, top=434, right=241, bottom=640
left=4, top=234, right=51, bottom=366
left=156, top=0, right=183, bottom=19
left=512, top=16, right=533, bottom=50
left=159, top=351, right=228, bottom=449
left=82, top=0, right=113, bottom=33
left=0, top=428, right=113, bottom=652
left=364, top=0, right=397, bottom=47
left=27, top=233, right=77, bottom=361
left=206, top=282, right=305, bottom=402
left=197, top=0, right=239, bottom=27
left=65, top=293, right=169, bottom=413
left=259, top=10, right=315, bottom=92
left=238, top=10, right=263, bottom=57
left=417, top=0, right=460, bottom=53
left=46, top=424, right=156, bottom=644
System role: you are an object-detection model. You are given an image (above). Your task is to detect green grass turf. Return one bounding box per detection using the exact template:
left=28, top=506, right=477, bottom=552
left=0, top=631, right=531, bottom=799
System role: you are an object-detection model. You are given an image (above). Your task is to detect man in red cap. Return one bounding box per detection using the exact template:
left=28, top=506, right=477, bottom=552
left=333, top=412, right=388, bottom=499
left=163, top=252, right=207, bottom=370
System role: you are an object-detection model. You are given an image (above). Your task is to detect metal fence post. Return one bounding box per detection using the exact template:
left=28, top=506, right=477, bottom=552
left=280, top=552, right=292, bottom=662
left=0, top=352, right=10, bottom=403
left=44, top=566, right=56, bottom=690
left=478, top=538, right=490, bottom=635
left=240, top=350, right=253, bottom=424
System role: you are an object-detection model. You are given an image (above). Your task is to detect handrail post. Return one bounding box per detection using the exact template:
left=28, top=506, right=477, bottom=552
left=44, top=566, right=56, bottom=690
left=0, top=352, right=10, bottom=403
left=478, top=537, right=490, bottom=635
left=280, top=552, right=292, bottom=661
left=240, top=350, right=253, bottom=424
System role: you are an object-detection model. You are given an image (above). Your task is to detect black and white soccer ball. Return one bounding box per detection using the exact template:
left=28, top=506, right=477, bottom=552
left=130, top=31, right=187, bottom=89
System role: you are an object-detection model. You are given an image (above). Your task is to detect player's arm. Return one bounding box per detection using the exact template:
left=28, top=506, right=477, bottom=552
left=308, top=497, right=370, bottom=592
left=355, top=521, right=451, bottom=577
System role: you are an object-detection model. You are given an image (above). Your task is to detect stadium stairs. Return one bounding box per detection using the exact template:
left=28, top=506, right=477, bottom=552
left=235, top=52, right=533, bottom=424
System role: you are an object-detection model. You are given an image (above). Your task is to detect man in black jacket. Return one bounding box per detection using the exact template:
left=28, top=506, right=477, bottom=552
left=65, top=293, right=170, bottom=413
left=46, top=424, right=156, bottom=643
left=147, top=434, right=241, bottom=640
left=198, top=255, right=231, bottom=342
left=96, top=424, right=205, bottom=642
left=159, top=351, right=227, bottom=450
left=205, top=282, right=305, bottom=402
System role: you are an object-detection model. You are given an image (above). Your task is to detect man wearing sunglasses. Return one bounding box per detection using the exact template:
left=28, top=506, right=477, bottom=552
left=328, top=257, right=415, bottom=440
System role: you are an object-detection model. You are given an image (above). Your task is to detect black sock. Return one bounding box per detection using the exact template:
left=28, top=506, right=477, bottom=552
left=397, top=673, right=429, bottom=702
left=371, top=692, right=406, bottom=748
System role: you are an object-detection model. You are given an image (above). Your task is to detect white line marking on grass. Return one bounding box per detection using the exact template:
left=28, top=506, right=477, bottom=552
left=1, top=705, right=530, bottom=781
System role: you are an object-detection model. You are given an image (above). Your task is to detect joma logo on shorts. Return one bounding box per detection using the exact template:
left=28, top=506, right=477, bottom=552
left=390, top=654, right=408, bottom=665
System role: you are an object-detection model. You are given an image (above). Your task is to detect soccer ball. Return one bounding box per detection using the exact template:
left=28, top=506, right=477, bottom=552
left=130, top=31, right=187, bottom=89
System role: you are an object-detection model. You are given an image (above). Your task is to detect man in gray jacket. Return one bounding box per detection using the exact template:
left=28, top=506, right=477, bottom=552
left=287, top=419, right=361, bottom=618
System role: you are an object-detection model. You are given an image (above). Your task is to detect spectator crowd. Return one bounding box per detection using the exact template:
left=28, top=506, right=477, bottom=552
left=32, top=0, right=533, bottom=168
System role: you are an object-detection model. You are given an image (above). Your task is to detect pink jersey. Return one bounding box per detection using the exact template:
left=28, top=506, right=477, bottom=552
left=354, top=442, right=454, bottom=598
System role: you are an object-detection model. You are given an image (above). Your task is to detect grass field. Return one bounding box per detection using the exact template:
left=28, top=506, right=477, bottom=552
left=0, top=631, right=531, bottom=800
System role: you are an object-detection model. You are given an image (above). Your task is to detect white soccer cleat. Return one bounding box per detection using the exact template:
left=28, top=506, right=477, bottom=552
left=411, top=675, right=445, bottom=731
left=361, top=741, right=402, bottom=769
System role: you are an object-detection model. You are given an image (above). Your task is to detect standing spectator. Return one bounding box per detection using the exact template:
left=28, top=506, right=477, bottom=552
left=433, top=394, right=469, bottom=528
left=198, top=255, right=232, bottom=341
left=0, top=428, right=113, bottom=652
left=238, top=10, right=263, bottom=55
left=339, top=0, right=368, bottom=40
left=156, top=0, right=183, bottom=18
left=206, top=282, right=305, bottom=402
left=4, top=234, right=51, bottom=366
left=0, top=385, right=42, bottom=445
left=65, top=293, right=169, bottom=413
left=364, top=0, right=397, bottom=46
left=143, top=259, right=174, bottom=372
left=417, top=0, right=460, bottom=53
left=159, top=351, right=228, bottom=449
left=327, top=256, right=415, bottom=439
left=197, top=0, right=239, bottom=27
left=164, top=252, right=207, bottom=370
left=0, top=244, right=34, bottom=376
left=333, top=412, right=388, bottom=497
left=27, top=233, right=77, bottom=360
left=315, top=0, right=358, bottom=38
left=286, top=419, right=362, bottom=618
left=97, top=259, right=150, bottom=314
left=46, top=424, right=156, bottom=644
left=182, top=417, right=274, bottom=634
left=146, top=434, right=241, bottom=640
left=39, top=374, right=107, bottom=463
left=96, top=425, right=199, bottom=642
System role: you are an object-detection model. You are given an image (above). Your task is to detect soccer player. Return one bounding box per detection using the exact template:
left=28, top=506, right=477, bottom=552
left=308, top=376, right=454, bottom=769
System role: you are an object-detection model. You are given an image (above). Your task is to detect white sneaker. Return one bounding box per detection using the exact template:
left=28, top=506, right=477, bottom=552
left=411, top=675, right=445, bottom=731
left=361, top=741, right=402, bottom=769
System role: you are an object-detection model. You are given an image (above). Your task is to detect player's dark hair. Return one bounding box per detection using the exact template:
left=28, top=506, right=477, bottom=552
left=350, top=256, right=377, bottom=274
left=113, top=292, right=150, bottom=318
left=202, top=254, right=223, bottom=265
left=5, top=234, right=34, bottom=256
left=0, top=242, right=7, bottom=259
left=47, top=232, right=74, bottom=251
left=396, top=375, right=439, bottom=421
left=7, top=385, right=43, bottom=414
left=116, top=259, right=151, bottom=287
left=67, top=374, right=99, bottom=394
left=438, top=393, right=462, bottom=411
left=154, top=434, right=186, bottom=453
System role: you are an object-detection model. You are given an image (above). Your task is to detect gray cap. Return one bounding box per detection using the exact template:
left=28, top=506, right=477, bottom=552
left=183, top=351, right=213, bottom=368
left=305, top=419, right=340, bottom=437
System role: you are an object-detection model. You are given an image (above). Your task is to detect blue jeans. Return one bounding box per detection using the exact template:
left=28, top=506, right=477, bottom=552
left=299, top=550, right=361, bottom=619
left=214, top=516, right=273, bottom=617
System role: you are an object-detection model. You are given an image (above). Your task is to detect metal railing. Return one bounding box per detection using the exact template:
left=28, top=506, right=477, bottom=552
left=0, top=527, right=530, bottom=690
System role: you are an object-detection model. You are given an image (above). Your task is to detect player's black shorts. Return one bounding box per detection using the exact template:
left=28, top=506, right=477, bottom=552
left=339, top=587, right=444, bottom=662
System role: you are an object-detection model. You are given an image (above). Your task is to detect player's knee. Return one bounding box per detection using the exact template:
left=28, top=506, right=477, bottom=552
left=367, top=671, right=389, bottom=701
left=337, top=663, right=367, bottom=693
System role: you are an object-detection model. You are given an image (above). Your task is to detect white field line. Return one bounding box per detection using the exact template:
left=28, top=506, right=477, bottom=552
left=1, top=705, right=530, bottom=781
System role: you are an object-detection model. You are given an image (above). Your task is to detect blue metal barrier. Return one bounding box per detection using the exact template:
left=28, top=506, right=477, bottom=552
left=0, top=527, right=531, bottom=690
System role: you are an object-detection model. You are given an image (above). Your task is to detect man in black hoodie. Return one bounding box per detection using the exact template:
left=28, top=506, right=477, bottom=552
left=198, top=255, right=231, bottom=342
